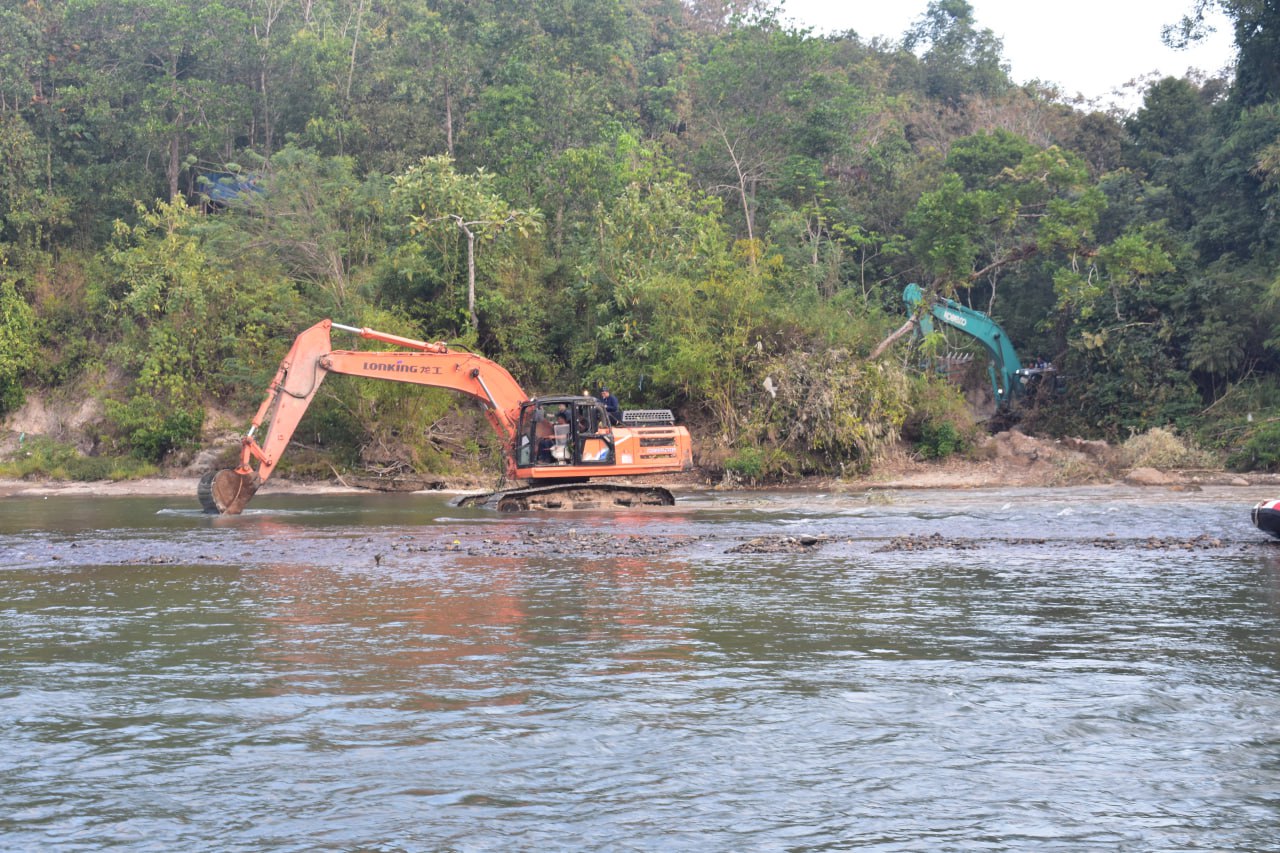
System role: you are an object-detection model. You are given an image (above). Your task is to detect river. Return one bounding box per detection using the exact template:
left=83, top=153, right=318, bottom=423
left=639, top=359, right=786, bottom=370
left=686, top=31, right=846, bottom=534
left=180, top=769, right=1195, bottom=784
left=2, top=485, right=1279, bottom=851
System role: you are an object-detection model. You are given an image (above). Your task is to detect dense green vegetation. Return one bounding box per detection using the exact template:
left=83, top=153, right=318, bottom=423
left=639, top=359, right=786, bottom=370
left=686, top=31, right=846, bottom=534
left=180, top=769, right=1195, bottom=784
left=1, top=0, right=1278, bottom=478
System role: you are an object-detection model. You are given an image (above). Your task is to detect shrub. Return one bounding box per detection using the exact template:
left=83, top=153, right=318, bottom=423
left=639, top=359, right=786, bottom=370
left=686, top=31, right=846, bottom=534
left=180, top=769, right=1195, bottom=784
left=0, top=436, right=157, bottom=481
left=902, top=373, right=978, bottom=459
left=755, top=349, right=912, bottom=473
left=1121, top=427, right=1214, bottom=470
left=1226, top=421, right=1280, bottom=472
left=724, top=446, right=766, bottom=482
left=103, top=396, right=204, bottom=463
left=0, top=266, right=37, bottom=417
left=917, top=420, right=965, bottom=459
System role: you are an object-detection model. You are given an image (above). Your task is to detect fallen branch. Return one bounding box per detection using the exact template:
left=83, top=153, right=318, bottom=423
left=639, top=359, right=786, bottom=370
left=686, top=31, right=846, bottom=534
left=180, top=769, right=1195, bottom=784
left=869, top=317, right=918, bottom=360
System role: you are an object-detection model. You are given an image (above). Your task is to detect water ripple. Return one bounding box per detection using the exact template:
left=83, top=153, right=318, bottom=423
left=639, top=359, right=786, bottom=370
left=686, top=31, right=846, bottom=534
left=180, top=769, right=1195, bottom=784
left=1, top=488, right=1279, bottom=850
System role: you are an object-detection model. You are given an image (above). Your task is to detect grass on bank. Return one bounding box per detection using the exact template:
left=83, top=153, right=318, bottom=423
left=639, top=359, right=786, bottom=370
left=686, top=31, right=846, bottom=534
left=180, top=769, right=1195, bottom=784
left=0, top=436, right=158, bottom=481
left=1120, top=427, right=1216, bottom=470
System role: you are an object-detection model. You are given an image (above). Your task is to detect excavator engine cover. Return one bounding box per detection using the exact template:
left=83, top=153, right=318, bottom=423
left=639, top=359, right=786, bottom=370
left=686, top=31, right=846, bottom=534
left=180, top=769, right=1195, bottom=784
left=198, top=469, right=261, bottom=515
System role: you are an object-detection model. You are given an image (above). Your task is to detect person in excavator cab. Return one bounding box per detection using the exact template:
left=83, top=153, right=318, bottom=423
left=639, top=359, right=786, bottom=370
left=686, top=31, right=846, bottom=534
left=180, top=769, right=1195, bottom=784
left=537, top=411, right=572, bottom=463
left=533, top=407, right=555, bottom=462
left=600, top=389, right=622, bottom=425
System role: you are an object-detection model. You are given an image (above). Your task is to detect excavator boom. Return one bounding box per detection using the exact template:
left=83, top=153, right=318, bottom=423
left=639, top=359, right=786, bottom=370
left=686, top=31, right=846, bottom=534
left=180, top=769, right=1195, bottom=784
left=200, top=320, right=693, bottom=514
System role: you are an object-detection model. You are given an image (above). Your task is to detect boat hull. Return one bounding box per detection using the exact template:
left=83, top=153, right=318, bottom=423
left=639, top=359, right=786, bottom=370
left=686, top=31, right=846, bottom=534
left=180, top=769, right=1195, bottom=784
left=1252, top=499, right=1280, bottom=538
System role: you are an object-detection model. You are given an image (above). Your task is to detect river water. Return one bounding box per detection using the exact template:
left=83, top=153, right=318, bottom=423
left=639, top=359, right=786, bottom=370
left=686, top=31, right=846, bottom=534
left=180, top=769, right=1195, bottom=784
left=2, top=485, right=1280, bottom=851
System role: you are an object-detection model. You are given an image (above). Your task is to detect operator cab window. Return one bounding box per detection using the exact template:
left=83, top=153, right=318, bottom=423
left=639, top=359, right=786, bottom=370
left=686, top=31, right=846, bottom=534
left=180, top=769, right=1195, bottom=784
left=517, top=398, right=615, bottom=467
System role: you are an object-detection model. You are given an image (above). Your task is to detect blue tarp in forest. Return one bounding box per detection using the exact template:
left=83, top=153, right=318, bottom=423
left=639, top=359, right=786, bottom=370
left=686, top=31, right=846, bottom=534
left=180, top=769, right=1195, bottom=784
left=198, top=172, right=262, bottom=204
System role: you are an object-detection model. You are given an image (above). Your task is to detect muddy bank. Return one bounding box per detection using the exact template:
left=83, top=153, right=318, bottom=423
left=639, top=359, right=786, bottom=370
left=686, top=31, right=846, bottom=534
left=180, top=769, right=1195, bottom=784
left=831, top=430, right=1270, bottom=491
left=7, top=517, right=1264, bottom=569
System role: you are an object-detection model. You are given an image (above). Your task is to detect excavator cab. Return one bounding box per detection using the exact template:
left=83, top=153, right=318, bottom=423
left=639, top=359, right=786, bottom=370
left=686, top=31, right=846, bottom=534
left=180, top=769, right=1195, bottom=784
left=516, top=396, right=616, bottom=468
left=1013, top=365, right=1063, bottom=398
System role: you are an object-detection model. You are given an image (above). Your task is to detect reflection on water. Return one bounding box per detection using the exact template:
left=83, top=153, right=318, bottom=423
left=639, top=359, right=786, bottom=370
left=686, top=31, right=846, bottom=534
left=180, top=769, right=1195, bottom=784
left=1, top=487, right=1279, bottom=850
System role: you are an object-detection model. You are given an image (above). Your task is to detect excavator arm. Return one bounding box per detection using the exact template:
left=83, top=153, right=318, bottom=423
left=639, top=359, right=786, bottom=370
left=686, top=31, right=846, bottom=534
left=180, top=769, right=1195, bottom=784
left=903, top=283, right=1025, bottom=408
left=201, top=320, right=530, bottom=514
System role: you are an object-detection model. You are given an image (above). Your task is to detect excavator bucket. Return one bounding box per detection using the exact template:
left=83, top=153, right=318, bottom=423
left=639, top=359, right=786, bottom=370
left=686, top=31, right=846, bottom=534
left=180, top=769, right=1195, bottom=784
left=197, top=469, right=261, bottom=515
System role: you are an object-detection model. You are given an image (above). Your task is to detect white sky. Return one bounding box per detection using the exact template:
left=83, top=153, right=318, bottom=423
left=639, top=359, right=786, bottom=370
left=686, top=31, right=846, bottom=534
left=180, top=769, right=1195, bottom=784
left=779, top=0, right=1237, bottom=110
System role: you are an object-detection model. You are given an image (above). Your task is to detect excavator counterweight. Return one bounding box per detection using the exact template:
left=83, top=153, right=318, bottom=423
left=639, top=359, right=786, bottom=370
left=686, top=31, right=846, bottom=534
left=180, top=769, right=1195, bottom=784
left=199, top=320, right=693, bottom=514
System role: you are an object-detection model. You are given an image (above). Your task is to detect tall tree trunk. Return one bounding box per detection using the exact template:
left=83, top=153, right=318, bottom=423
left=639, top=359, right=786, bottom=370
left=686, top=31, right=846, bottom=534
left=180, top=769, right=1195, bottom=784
left=444, top=86, right=454, bottom=156
left=462, top=222, right=477, bottom=331
left=345, top=0, right=367, bottom=103
left=166, top=57, right=182, bottom=201
left=167, top=120, right=182, bottom=201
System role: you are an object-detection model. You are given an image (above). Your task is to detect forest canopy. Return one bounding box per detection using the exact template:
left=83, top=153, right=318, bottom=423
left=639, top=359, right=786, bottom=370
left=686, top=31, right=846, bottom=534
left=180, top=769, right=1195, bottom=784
left=2, top=0, right=1279, bottom=478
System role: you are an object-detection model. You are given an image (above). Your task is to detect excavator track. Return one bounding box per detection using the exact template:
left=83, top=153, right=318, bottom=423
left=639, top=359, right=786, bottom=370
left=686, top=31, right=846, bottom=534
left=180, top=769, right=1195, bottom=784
left=198, top=469, right=261, bottom=515
left=457, top=482, right=675, bottom=511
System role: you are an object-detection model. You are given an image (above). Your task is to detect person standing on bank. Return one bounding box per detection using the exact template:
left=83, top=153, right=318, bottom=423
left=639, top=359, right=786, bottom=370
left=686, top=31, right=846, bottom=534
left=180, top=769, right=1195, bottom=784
left=600, top=388, right=622, bottom=425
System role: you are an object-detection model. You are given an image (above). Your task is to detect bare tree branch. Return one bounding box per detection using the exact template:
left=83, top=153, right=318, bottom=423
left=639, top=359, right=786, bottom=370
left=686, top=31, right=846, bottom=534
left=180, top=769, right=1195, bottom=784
left=870, top=318, right=919, bottom=360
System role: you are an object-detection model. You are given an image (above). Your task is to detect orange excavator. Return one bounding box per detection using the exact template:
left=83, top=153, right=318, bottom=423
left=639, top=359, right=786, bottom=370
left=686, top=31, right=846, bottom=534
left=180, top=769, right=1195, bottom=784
left=198, top=320, right=694, bottom=513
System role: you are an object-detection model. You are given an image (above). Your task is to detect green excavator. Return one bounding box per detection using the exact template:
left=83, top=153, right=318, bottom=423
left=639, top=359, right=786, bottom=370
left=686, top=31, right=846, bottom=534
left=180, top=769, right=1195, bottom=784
left=903, top=283, right=1058, bottom=411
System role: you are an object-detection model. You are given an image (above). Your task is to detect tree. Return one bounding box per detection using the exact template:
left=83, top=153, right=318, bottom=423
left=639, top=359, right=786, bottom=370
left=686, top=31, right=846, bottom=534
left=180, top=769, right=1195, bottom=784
left=70, top=0, right=254, bottom=200
left=0, top=256, right=37, bottom=416
left=0, top=113, right=71, bottom=257
left=1165, top=0, right=1279, bottom=106
left=391, top=155, right=541, bottom=333
left=906, top=137, right=1104, bottom=311
left=362, top=0, right=487, bottom=166
left=240, top=0, right=301, bottom=157
left=1188, top=102, right=1280, bottom=261
left=684, top=24, right=846, bottom=248
left=1122, top=76, right=1214, bottom=233
left=462, top=0, right=639, bottom=206
left=220, top=145, right=387, bottom=313
left=902, top=0, right=1010, bottom=106
left=103, top=199, right=225, bottom=456
left=571, top=150, right=743, bottom=410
